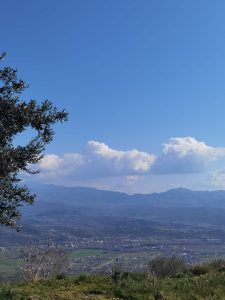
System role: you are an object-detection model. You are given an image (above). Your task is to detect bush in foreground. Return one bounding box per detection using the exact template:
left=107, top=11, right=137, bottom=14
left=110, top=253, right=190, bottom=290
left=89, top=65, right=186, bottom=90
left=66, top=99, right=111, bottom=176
left=148, top=255, right=187, bottom=278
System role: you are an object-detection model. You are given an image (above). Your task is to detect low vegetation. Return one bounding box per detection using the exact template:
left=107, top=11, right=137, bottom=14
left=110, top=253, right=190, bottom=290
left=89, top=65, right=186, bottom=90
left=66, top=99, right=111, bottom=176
left=1, top=257, right=225, bottom=299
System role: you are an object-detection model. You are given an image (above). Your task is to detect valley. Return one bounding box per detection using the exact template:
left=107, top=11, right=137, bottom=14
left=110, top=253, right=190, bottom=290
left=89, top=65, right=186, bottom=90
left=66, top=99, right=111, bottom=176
left=1, top=185, right=225, bottom=280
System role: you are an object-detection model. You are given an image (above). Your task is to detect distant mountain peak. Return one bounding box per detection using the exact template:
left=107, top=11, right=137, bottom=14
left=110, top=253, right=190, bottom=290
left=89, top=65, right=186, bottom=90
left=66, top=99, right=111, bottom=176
left=166, top=187, right=193, bottom=193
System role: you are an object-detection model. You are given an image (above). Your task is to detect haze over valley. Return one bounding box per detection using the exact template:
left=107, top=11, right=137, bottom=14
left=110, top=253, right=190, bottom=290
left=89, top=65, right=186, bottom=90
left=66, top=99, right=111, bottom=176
left=2, top=184, right=225, bottom=278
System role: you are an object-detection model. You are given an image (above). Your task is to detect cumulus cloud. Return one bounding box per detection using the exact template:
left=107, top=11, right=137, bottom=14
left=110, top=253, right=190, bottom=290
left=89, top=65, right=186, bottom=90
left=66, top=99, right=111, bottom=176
left=84, top=141, right=156, bottom=175
left=152, top=137, right=225, bottom=174
left=163, top=137, right=225, bottom=158
left=29, top=138, right=225, bottom=187
left=38, top=141, right=156, bottom=181
left=39, top=153, right=86, bottom=180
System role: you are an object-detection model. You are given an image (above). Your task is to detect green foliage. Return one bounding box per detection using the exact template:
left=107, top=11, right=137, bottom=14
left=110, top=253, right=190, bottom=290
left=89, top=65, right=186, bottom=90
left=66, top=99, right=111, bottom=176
left=190, top=259, right=225, bottom=276
left=148, top=255, right=187, bottom=278
left=0, top=53, right=68, bottom=229
left=3, top=254, right=225, bottom=299
left=3, top=270, right=225, bottom=299
left=55, top=273, right=66, bottom=280
left=0, top=287, right=13, bottom=300
left=209, top=259, right=225, bottom=272
left=111, top=261, right=122, bottom=289
left=190, top=263, right=211, bottom=276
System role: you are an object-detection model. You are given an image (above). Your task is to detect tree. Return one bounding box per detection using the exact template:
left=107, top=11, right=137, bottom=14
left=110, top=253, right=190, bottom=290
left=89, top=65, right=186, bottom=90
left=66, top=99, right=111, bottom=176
left=0, top=53, right=68, bottom=229
left=20, top=244, right=71, bottom=281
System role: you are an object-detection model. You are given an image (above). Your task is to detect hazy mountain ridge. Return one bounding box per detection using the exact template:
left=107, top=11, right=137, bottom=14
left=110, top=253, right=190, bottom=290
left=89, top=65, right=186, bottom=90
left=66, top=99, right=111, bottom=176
left=2, top=185, right=225, bottom=247
left=21, top=185, right=225, bottom=226
left=25, top=185, right=225, bottom=213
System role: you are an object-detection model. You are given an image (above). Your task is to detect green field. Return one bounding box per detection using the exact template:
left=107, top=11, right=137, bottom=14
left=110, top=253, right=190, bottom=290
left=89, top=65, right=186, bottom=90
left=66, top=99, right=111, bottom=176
left=0, top=259, right=18, bottom=269
left=0, top=257, right=20, bottom=281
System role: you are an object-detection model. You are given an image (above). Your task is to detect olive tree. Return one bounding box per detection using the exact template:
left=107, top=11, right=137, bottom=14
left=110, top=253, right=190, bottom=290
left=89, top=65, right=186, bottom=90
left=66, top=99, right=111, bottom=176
left=0, top=52, right=68, bottom=229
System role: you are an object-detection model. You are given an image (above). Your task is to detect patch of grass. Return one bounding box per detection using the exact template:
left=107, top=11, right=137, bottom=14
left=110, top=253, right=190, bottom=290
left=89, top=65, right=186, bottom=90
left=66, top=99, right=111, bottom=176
left=2, top=272, right=225, bottom=299
left=2, top=276, right=115, bottom=300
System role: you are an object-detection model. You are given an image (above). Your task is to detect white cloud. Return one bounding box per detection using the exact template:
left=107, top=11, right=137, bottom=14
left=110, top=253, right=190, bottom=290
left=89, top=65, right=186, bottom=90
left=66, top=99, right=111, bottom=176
left=163, top=137, right=225, bottom=159
left=38, top=141, right=156, bottom=182
left=27, top=138, right=225, bottom=191
left=38, top=153, right=86, bottom=180
left=152, top=137, right=225, bottom=174
left=85, top=141, right=156, bottom=174
left=40, top=155, right=61, bottom=170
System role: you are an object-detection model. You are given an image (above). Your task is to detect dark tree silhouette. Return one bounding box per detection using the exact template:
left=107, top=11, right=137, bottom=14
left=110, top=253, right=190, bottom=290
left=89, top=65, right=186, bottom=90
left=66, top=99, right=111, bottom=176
left=0, top=53, right=68, bottom=229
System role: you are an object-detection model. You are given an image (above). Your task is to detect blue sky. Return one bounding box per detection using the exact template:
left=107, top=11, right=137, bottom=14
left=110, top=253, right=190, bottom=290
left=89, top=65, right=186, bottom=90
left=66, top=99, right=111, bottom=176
left=2, top=0, right=225, bottom=193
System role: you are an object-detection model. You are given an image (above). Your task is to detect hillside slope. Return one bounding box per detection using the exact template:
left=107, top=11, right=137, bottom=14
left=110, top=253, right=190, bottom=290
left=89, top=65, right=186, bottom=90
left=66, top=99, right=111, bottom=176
left=2, top=272, right=225, bottom=299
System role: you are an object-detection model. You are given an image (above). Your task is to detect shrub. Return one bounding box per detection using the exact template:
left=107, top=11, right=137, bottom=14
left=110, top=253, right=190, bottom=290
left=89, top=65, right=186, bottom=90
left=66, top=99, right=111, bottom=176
left=0, top=287, right=13, bottom=300
left=148, top=255, right=187, bottom=278
left=55, top=273, right=66, bottom=280
left=190, top=259, right=225, bottom=276
left=76, top=274, right=89, bottom=283
left=111, top=260, right=122, bottom=289
left=208, top=259, right=225, bottom=273
left=190, top=264, right=210, bottom=276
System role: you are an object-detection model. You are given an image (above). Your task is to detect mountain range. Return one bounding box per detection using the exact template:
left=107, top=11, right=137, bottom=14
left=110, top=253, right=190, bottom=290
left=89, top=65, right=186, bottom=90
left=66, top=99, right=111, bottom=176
left=2, top=185, right=225, bottom=246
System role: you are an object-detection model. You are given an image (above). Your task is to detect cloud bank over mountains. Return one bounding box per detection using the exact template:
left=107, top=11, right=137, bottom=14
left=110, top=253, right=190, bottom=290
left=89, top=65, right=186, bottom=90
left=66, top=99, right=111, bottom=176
left=36, top=137, right=225, bottom=188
